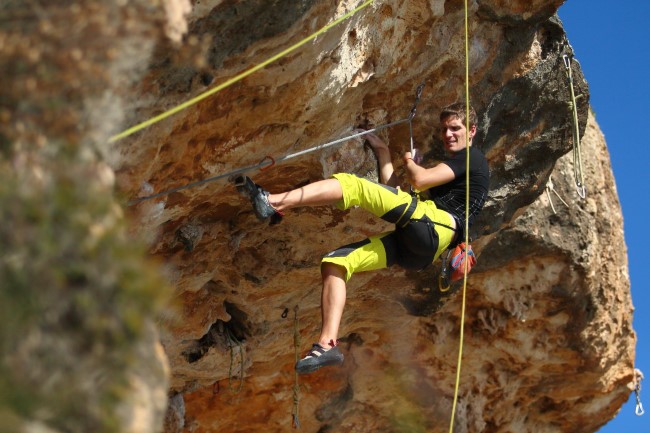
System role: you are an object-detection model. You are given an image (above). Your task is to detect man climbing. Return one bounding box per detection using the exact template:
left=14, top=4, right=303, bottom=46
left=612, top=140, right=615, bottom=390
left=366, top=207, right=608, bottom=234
left=236, top=102, right=489, bottom=374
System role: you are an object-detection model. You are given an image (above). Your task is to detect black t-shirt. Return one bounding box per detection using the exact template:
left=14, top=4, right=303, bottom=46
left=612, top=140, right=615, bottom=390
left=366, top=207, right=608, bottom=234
left=426, top=146, right=489, bottom=227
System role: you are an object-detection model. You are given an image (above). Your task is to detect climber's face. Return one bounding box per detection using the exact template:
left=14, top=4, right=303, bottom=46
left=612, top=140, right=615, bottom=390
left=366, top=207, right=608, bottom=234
left=440, top=115, right=476, bottom=154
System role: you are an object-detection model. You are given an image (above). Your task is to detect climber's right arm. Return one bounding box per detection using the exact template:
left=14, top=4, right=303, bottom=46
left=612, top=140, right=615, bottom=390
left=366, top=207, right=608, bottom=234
left=364, top=132, right=400, bottom=188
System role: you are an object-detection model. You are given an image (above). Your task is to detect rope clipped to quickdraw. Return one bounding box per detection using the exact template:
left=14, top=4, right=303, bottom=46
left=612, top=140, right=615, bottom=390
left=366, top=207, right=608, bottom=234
left=292, top=306, right=302, bottom=429
left=635, top=369, right=645, bottom=416
left=408, top=83, right=425, bottom=194
left=448, top=1, right=471, bottom=432
left=545, top=175, right=569, bottom=215
left=408, top=83, right=425, bottom=158
left=127, top=85, right=426, bottom=206
left=225, top=326, right=244, bottom=394
left=563, top=53, right=586, bottom=199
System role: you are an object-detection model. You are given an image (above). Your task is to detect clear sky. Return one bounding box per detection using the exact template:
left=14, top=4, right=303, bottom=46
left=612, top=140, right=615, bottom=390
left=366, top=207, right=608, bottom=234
left=558, top=1, right=648, bottom=431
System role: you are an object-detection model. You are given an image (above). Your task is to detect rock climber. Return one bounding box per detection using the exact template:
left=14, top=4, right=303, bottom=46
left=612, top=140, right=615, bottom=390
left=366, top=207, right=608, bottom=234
left=236, top=102, right=490, bottom=374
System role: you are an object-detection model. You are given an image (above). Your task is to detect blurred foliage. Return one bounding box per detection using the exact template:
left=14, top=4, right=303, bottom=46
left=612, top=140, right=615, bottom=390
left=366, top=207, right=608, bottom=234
left=0, top=148, right=172, bottom=432
left=0, top=2, right=173, bottom=431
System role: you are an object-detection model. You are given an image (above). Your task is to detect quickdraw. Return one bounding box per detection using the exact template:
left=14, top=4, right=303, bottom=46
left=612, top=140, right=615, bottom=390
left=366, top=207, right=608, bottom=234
left=408, top=83, right=425, bottom=194
left=225, top=326, right=244, bottom=394
left=563, top=53, right=586, bottom=199
left=408, top=82, right=425, bottom=156
left=438, top=249, right=452, bottom=292
left=292, top=306, right=301, bottom=429
left=635, top=369, right=645, bottom=416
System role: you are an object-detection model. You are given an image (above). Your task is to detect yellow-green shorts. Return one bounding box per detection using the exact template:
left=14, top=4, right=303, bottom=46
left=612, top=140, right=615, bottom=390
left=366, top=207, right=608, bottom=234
left=321, top=173, right=457, bottom=281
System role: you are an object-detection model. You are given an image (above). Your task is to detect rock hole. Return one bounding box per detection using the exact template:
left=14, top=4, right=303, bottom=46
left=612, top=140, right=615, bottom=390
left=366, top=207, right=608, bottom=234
left=182, top=302, right=252, bottom=364
left=175, top=222, right=204, bottom=252
left=200, top=72, right=213, bottom=86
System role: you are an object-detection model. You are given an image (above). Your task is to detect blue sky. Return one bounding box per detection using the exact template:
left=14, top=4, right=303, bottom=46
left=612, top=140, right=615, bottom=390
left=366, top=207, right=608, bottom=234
left=558, top=1, right=649, bottom=431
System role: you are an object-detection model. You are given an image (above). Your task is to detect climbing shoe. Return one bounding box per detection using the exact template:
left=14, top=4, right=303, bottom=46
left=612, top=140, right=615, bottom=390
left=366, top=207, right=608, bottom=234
left=233, top=175, right=283, bottom=223
left=295, top=341, right=344, bottom=374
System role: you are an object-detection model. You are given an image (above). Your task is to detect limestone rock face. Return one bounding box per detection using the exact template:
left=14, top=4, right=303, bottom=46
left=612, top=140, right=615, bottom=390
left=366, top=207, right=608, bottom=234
left=107, top=0, right=635, bottom=433
left=106, top=1, right=633, bottom=433
left=105, top=0, right=635, bottom=432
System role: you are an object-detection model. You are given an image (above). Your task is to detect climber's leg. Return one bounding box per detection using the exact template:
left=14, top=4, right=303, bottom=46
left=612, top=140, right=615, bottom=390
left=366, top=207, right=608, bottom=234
left=268, top=178, right=343, bottom=212
left=294, top=262, right=347, bottom=374
left=295, top=232, right=398, bottom=374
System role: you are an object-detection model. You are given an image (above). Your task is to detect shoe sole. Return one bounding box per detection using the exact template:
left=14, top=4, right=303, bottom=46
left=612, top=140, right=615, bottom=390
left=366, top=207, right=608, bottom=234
left=295, top=350, right=344, bottom=375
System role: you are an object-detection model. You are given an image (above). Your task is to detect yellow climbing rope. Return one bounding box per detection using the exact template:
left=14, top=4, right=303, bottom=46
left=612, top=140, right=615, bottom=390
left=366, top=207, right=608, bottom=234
left=448, top=0, right=470, bottom=431
left=109, top=0, right=374, bottom=143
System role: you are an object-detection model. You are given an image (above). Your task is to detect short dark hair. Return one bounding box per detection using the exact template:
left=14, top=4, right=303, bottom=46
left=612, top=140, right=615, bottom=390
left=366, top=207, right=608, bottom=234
left=440, top=102, right=477, bottom=128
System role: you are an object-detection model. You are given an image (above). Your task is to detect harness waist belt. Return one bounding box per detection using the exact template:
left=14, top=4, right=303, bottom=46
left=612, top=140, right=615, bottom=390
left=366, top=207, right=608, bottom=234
left=396, top=196, right=418, bottom=228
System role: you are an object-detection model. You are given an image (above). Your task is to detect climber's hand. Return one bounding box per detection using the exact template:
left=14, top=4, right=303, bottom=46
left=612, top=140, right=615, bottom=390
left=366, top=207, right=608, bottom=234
left=360, top=130, right=389, bottom=154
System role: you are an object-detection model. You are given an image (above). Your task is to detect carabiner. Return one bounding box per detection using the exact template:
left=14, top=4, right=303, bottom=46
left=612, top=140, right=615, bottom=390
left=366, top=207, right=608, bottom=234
left=576, top=182, right=586, bottom=199
left=636, top=401, right=645, bottom=416
left=634, top=369, right=645, bottom=416
left=438, top=273, right=451, bottom=292
left=409, top=83, right=425, bottom=121
left=258, top=155, right=275, bottom=171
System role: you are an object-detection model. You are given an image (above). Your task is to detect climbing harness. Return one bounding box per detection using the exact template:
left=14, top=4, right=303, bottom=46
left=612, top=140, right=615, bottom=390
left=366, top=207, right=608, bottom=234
left=109, top=0, right=374, bottom=143
left=225, top=326, right=244, bottom=394
left=127, top=84, right=425, bottom=206
left=563, top=53, right=586, bottom=199
left=292, top=306, right=301, bottom=429
left=545, top=175, right=569, bottom=214
left=635, top=369, right=645, bottom=416
left=448, top=1, right=471, bottom=432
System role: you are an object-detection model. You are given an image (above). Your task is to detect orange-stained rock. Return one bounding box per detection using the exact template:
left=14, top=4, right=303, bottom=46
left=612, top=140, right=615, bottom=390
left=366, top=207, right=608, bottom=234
left=103, top=1, right=635, bottom=432
left=4, top=0, right=632, bottom=432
